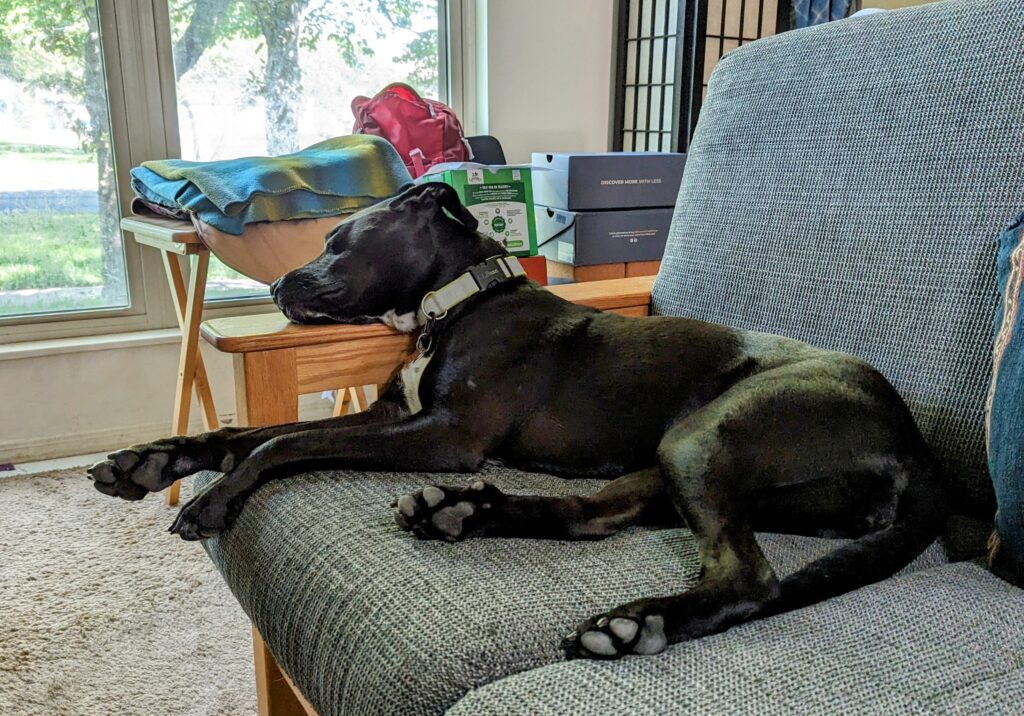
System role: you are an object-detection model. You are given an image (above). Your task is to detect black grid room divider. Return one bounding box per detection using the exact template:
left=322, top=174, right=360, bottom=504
left=612, top=0, right=785, bottom=153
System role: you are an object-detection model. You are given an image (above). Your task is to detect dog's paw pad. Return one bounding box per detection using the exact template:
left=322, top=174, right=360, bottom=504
left=429, top=501, right=475, bottom=537
left=422, top=485, right=445, bottom=507
left=392, top=481, right=504, bottom=541
left=579, top=630, right=618, bottom=656
left=609, top=617, right=640, bottom=642
left=86, top=444, right=177, bottom=500
left=113, top=451, right=140, bottom=472
left=566, top=613, right=667, bottom=659
left=633, top=615, right=668, bottom=654
left=396, top=494, right=418, bottom=517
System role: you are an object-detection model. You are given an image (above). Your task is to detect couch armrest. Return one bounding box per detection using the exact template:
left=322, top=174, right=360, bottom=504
left=200, top=276, right=654, bottom=426
left=200, top=276, right=654, bottom=353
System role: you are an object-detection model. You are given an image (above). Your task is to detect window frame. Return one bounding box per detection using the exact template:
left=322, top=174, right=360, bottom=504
left=1, top=0, right=461, bottom=344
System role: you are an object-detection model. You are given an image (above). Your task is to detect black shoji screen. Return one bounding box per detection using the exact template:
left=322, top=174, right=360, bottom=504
left=612, top=0, right=785, bottom=152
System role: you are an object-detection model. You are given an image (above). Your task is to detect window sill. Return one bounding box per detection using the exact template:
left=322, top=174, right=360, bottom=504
left=0, top=328, right=184, bottom=362
left=0, top=297, right=279, bottom=347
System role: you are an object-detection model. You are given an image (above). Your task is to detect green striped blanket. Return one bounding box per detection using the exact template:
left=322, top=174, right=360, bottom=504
left=131, top=135, right=411, bottom=235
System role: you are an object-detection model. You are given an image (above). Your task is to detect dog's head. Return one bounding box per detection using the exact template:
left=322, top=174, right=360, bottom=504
left=271, top=183, right=499, bottom=330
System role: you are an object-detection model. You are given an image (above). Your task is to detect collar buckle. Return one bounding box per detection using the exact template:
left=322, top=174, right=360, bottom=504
left=468, top=258, right=511, bottom=291
left=413, top=255, right=527, bottom=355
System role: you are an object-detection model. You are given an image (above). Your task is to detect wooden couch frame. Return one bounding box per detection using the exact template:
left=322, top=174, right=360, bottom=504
left=199, top=276, right=656, bottom=715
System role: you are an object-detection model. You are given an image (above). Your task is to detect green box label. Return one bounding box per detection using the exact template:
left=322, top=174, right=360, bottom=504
left=464, top=183, right=527, bottom=205
left=424, top=167, right=538, bottom=257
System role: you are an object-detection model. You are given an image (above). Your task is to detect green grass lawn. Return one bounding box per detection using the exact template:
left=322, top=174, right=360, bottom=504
left=0, top=211, right=248, bottom=292
left=0, top=212, right=106, bottom=290
left=0, top=141, right=94, bottom=163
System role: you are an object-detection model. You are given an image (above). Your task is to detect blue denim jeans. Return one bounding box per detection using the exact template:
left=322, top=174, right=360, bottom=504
left=990, top=211, right=1024, bottom=584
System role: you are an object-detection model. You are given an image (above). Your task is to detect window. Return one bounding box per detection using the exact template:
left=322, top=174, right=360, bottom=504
left=0, top=0, right=454, bottom=340
left=168, top=0, right=445, bottom=302
left=0, top=1, right=128, bottom=319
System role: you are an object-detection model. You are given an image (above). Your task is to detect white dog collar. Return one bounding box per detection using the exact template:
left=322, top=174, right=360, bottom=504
left=417, top=255, right=526, bottom=324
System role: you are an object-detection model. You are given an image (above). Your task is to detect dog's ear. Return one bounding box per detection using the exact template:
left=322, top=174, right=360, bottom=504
left=428, top=182, right=479, bottom=232
left=392, top=182, right=479, bottom=232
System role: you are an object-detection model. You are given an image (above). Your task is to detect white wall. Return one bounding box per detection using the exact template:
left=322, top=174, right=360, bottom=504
left=0, top=1, right=617, bottom=463
left=0, top=335, right=230, bottom=462
left=0, top=333, right=336, bottom=463
left=478, top=0, right=615, bottom=163
left=0, top=334, right=339, bottom=462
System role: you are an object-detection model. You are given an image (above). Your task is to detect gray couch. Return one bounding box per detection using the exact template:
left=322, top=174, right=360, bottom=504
left=200, top=1, right=1024, bottom=713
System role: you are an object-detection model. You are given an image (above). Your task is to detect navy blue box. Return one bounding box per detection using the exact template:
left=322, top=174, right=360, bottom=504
left=531, top=152, right=685, bottom=211
left=535, top=206, right=673, bottom=266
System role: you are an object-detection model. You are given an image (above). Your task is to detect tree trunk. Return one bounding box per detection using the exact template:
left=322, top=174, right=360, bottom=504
left=173, top=0, right=236, bottom=80
left=83, top=7, right=125, bottom=305
left=255, top=0, right=307, bottom=155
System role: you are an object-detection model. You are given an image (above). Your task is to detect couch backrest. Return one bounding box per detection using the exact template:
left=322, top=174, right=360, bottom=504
left=653, top=0, right=1024, bottom=514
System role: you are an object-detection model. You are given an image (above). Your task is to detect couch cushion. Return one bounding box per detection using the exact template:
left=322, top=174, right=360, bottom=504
left=652, top=0, right=1024, bottom=514
left=447, top=562, right=1024, bottom=716
left=198, top=467, right=945, bottom=716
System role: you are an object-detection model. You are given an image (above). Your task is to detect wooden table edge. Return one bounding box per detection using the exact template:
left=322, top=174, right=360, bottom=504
left=201, top=276, right=656, bottom=353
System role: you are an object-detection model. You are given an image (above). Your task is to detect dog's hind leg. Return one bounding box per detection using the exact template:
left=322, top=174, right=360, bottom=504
left=565, top=362, right=946, bottom=660
left=565, top=401, right=778, bottom=659
left=393, top=467, right=673, bottom=542
left=566, top=403, right=781, bottom=659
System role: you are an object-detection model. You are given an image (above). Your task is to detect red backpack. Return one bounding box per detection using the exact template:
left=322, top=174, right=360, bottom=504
left=351, top=83, right=472, bottom=178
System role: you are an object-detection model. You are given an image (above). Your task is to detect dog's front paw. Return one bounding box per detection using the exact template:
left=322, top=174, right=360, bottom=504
left=86, top=443, right=179, bottom=500
left=564, top=608, right=668, bottom=660
left=167, top=486, right=241, bottom=541
left=392, top=480, right=504, bottom=541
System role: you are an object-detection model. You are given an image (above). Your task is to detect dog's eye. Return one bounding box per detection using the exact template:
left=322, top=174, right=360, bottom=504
left=325, top=230, right=352, bottom=254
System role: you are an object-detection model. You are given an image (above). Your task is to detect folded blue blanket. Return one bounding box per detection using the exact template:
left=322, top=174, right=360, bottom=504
left=131, top=135, right=412, bottom=235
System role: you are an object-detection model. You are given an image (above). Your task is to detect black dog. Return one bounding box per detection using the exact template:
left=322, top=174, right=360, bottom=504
left=88, top=183, right=946, bottom=659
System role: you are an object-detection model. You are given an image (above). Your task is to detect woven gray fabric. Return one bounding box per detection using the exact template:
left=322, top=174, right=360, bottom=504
left=197, top=467, right=945, bottom=716
left=651, top=0, right=1024, bottom=513
left=447, top=562, right=1024, bottom=716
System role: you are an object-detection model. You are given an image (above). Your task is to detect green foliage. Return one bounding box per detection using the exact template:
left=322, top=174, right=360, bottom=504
left=0, top=1, right=95, bottom=146
left=396, top=28, right=438, bottom=90
left=0, top=1, right=441, bottom=151
left=168, top=0, right=436, bottom=80
left=0, top=207, right=263, bottom=317
left=0, top=1, right=90, bottom=70
left=169, top=0, right=380, bottom=69
left=378, top=0, right=440, bottom=92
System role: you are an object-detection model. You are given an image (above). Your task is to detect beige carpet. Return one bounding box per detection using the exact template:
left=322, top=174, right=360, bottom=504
left=0, top=468, right=256, bottom=715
